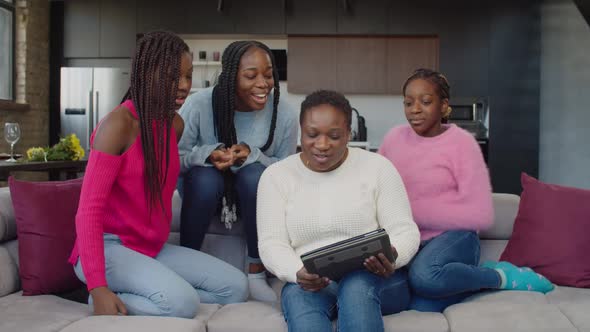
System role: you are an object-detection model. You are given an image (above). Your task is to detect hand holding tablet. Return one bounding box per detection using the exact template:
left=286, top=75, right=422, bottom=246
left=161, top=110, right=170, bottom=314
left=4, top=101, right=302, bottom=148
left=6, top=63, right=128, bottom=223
left=300, top=229, right=398, bottom=281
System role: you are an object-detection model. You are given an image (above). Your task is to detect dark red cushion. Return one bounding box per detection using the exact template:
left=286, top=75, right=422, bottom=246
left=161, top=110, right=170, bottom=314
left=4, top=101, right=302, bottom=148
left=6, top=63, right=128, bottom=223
left=500, top=173, right=590, bottom=288
left=8, top=176, right=84, bottom=295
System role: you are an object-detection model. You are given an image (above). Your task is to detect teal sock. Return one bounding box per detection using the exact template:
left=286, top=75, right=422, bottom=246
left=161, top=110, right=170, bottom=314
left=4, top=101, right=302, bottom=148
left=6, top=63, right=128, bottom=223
left=494, top=261, right=554, bottom=293
left=495, top=268, right=507, bottom=288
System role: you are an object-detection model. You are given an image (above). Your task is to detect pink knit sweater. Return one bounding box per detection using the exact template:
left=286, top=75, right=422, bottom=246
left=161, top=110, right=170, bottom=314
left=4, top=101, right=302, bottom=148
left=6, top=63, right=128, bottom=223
left=68, top=100, right=180, bottom=290
left=378, top=124, right=493, bottom=241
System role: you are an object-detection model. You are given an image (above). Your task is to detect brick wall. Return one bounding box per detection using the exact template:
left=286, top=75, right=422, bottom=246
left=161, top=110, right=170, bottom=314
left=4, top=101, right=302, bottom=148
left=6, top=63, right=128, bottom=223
left=0, top=0, right=50, bottom=181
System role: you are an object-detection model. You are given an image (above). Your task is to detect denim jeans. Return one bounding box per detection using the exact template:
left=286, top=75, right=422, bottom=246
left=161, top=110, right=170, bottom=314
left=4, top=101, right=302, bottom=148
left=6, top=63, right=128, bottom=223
left=74, top=234, right=248, bottom=317
left=407, top=230, right=501, bottom=312
left=281, top=269, right=411, bottom=332
left=178, top=163, right=265, bottom=259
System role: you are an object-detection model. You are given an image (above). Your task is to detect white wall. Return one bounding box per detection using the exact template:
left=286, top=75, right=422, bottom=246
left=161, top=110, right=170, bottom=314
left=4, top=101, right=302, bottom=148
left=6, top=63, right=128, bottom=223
left=182, top=36, right=407, bottom=149
left=540, top=1, right=590, bottom=189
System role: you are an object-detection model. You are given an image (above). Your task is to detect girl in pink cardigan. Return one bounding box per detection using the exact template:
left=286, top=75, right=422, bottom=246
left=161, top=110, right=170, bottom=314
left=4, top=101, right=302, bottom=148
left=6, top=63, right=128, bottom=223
left=378, top=68, right=553, bottom=312
left=69, top=31, right=247, bottom=317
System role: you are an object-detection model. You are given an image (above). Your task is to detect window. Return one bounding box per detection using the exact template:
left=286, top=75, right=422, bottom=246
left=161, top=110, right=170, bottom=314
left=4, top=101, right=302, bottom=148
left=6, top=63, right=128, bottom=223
left=0, top=0, right=14, bottom=101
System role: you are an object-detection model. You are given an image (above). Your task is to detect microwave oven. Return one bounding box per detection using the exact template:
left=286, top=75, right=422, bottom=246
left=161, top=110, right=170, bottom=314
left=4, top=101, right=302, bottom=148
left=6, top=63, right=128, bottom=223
left=447, top=97, right=489, bottom=139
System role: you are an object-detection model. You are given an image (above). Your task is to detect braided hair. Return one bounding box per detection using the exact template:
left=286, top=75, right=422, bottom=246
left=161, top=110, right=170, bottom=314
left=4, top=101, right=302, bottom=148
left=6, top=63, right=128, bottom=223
left=212, top=40, right=280, bottom=227
left=402, top=68, right=452, bottom=122
left=125, top=31, right=189, bottom=212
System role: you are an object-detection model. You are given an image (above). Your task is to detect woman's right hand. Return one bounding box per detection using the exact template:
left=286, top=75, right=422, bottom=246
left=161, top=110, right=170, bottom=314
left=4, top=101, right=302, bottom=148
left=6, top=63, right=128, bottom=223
left=296, top=267, right=330, bottom=292
left=209, top=149, right=234, bottom=170
left=89, top=287, right=127, bottom=316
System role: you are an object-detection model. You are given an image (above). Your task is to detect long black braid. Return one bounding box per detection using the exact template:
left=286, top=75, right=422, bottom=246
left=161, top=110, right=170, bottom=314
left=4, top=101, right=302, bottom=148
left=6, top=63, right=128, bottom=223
left=212, top=40, right=280, bottom=226
left=125, top=31, right=189, bottom=212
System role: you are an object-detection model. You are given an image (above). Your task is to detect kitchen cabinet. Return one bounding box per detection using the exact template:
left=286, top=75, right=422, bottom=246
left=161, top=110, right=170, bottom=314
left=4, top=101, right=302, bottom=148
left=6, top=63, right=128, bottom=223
left=137, top=0, right=235, bottom=34
left=388, top=1, right=441, bottom=35
left=183, top=0, right=234, bottom=34
left=64, top=0, right=100, bottom=58
left=288, top=36, right=439, bottom=94
left=335, top=38, right=388, bottom=93
left=231, top=0, right=285, bottom=34
left=136, top=0, right=187, bottom=34
left=386, top=37, right=439, bottom=94
left=100, top=0, right=136, bottom=58
left=287, top=37, right=338, bottom=94
left=285, top=0, right=338, bottom=35
left=64, top=0, right=136, bottom=58
left=337, top=0, right=390, bottom=35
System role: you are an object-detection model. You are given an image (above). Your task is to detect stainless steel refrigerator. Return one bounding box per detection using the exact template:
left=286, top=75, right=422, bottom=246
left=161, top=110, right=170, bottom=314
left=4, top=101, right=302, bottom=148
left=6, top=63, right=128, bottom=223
left=60, top=67, right=130, bottom=153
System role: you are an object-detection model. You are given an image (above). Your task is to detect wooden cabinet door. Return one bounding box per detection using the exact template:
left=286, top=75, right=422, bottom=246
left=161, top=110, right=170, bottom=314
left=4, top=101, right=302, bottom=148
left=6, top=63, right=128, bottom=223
left=64, top=0, right=100, bottom=58
left=335, top=37, right=388, bottom=93
left=182, top=0, right=235, bottom=34
left=337, top=0, right=390, bottom=35
left=136, top=0, right=187, bottom=34
left=285, top=0, right=338, bottom=35
left=231, top=0, right=285, bottom=34
left=386, top=37, right=439, bottom=94
left=287, top=37, right=338, bottom=94
left=288, top=36, right=439, bottom=95
left=100, top=0, right=136, bottom=58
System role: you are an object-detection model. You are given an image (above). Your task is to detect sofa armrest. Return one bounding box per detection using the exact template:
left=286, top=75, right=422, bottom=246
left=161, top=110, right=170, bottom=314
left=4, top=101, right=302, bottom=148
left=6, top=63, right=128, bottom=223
left=479, top=193, right=520, bottom=240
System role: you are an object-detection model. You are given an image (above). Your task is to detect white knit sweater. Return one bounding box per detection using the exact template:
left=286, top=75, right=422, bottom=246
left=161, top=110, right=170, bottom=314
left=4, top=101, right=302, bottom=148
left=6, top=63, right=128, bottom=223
left=257, top=148, right=420, bottom=283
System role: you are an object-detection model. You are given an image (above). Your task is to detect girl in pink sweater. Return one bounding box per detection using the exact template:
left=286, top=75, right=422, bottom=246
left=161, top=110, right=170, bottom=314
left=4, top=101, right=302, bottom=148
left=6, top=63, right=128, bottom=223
left=69, top=31, right=247, bottom=318
left=378, top=68, right=553, bottom=312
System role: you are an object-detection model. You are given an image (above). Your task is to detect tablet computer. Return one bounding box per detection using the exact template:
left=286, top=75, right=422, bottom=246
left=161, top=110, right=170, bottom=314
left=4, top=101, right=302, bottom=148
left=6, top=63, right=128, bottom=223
left=300, top=229, right=397, bottom=280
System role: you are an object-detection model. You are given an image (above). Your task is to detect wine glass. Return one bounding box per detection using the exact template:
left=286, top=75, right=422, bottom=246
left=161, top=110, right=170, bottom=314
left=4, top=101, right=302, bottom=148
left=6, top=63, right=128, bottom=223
left=4, top=122, right=21, bottom=162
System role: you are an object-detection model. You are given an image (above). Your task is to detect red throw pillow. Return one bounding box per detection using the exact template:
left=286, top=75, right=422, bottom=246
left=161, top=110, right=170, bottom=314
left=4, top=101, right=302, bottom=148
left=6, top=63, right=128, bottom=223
left=8, top=176, right=84, bottom=295
left=500, top=173, right=590, bottom=288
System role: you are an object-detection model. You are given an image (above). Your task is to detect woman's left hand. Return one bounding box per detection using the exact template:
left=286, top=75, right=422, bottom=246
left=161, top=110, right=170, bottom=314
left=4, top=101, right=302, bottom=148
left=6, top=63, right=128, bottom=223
left=230, top=144, right=251, bottom=166
left=364, top=252, right=396, bottom=278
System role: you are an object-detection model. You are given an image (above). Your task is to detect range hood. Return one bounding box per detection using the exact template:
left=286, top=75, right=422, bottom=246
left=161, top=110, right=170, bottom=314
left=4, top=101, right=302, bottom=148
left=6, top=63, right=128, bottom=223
left=574, top=0, right=590, bottom=26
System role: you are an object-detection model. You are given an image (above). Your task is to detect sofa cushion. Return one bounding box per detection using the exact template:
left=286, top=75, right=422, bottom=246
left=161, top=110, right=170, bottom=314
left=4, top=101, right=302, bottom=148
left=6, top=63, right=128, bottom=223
left=0, top=241, right=19, bottom=297
left=0, top=291, right=90, bottom=332
left=478, top=239, right=508, bottom=264
left=207, top=300, right=450, bottom=332
left=500, top=173, right=590, bottom=288
left=59, top=316, right=205, bottom=332
left=383, top=310, right=449, bottom=332
left=444, top=289, right=577, bottom=332
left=547, top=286, right=590, bottom=332
left=207, top=301, right=286, bottom=332
left=479, top=193, right=519, bottom=240
left=0, top=187, right=16, bottom=242
left=8, top=177, right=84, bottom=295
left=462, top=289, right=549, bottom=305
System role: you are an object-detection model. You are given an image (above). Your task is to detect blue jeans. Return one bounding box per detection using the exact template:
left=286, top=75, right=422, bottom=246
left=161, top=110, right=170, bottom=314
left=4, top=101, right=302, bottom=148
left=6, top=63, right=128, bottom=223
left=281, top=269, right=410, bottom=332
left=408, top=230, right=501, bottom=312
left=179, top=163, right=265, bottom=259
left=74, top=234, right=248, bottom=317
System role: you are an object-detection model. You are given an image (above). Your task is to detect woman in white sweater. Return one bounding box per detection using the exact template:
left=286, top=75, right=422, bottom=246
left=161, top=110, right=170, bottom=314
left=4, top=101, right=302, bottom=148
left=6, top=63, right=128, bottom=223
left=257, top=90, right=420, bottom=332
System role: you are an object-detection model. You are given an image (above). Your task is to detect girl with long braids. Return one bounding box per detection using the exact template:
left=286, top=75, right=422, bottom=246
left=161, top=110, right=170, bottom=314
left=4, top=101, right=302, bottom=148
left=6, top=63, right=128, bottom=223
left=68, top=31, right=247, bottom=317
left=378, top=68, right=553, bottom=312
left=177, top=40, right=298, bottom=302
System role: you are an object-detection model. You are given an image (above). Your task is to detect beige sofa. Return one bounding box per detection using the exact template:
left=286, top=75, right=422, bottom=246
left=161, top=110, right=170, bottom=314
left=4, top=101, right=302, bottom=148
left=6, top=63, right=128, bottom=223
left=1, top=188, right=589, bottom=332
